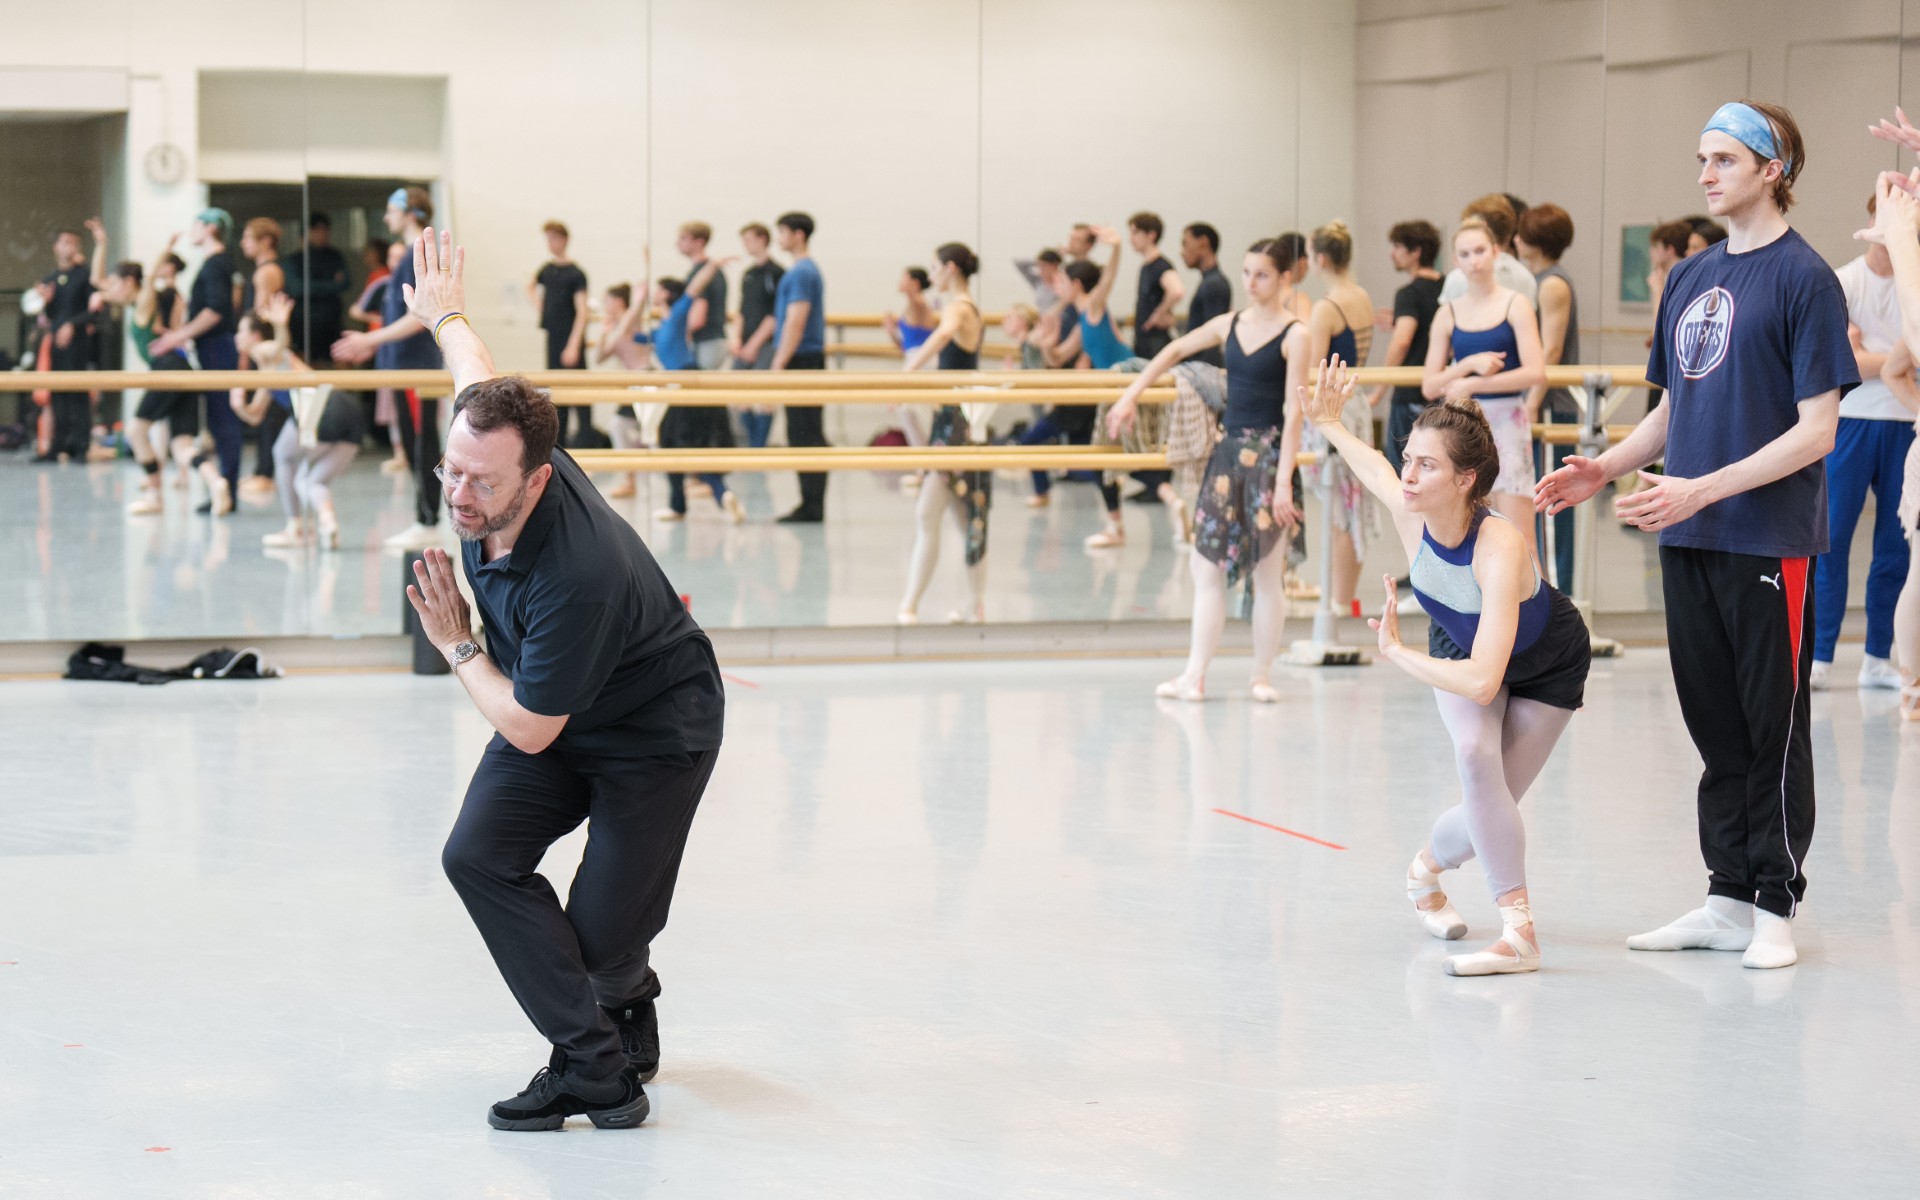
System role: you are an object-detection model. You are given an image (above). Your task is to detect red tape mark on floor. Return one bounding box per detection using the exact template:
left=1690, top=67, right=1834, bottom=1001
left=1212, top=808, right=1348, bottom=850
left=720, top=672, right=760, bottom=690
left=144, top=1147, right=171, bottom=1153
left=0, top=961, right=16, bottom=966
left=62, top=1043, right=83, bottom=1048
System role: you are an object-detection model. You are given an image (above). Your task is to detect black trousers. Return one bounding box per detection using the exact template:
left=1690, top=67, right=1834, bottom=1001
left=1661, top=545, right=1816, bottom=918
left=394, top=391, right=442, bottom=526
left=48, top=336, right=92, bottom=459
left=547, top=334, right=593, bottom=443
left=783, top=351, right=828, bottom=513
left=443, top=741, right=717, bottom=1078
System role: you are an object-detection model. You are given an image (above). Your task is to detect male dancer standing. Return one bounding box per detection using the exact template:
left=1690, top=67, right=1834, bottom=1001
left=402, top=228, right=723, bottom=1130
left=771, top=211, right=828, bottom=523
left=1538, top=101, right=1855, bottom=969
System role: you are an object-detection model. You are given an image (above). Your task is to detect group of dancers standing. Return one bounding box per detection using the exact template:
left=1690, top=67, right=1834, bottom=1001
left=1106, top=97, right=1915, bottom=978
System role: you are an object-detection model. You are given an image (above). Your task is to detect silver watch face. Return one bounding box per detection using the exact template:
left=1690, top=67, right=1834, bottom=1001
left=452, top=640, right=480, bottom=663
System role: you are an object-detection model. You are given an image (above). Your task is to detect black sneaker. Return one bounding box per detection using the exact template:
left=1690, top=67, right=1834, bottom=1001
left=604, top=999, right=660, bottom=1082
left=486, top=1048, right=650, bottom=1131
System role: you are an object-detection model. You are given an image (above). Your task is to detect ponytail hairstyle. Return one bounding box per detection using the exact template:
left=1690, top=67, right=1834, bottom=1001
left=1310, top=219, right=1354, bottom=269
left=935, top=241, right=979, bottom=280
left=1410, top=398, right=1501, bottom=507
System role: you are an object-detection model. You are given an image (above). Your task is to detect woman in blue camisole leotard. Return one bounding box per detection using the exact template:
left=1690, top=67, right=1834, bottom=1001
left=1306, top=355, right=1589, bottom=980
left=1424, top=217, right=1547, bottom=569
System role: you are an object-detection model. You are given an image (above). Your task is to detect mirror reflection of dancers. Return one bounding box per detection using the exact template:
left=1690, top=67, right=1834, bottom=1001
left=1307, top=356, right=1590, bottom=975
left=898, top=243, right=989, bottom=625
left=1422, top=218, right=1547, bottom=571
left=1107, top=238, right=1308, bottom=702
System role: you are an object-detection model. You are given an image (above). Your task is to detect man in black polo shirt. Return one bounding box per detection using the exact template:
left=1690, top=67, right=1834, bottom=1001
left=530, top=220, right=592, bottom=445
left=1179, top=222, right=1231, bottom=369
left=401, top=229, right=724, bottom=1131
left=34, top=228, right=96, bottom=463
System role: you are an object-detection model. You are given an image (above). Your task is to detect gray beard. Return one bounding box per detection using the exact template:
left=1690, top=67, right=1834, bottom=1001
left=453, top=482, right=529, bottom=543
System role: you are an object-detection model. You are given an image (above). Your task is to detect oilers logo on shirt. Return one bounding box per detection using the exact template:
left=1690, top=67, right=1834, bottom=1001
left=1677, top=286, right=1734, bottom=379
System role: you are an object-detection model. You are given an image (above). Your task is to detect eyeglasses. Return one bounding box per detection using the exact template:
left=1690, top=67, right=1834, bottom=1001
left=434, top=461, right=520, bottom=500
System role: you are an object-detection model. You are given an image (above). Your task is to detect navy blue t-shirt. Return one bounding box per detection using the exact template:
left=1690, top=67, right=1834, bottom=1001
left=1644, top=228, right=1856, bottom=558
left=376, top=251, right=444, bottom=371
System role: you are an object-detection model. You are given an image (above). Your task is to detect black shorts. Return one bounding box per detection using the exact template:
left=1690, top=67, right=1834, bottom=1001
left=1428, top=587, right=1590, bottom=710
left=132, top=354, right=200, bottom=437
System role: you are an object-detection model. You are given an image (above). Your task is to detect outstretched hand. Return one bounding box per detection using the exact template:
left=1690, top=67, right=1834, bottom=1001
left=1857, top=169, right=1920, bottom=245
left=1366, top=573, right=1402, bottom=654
left=1298, top=353, right=1354, bottom=428
left=262, top=290, right=295, bottom=328
left=1870, top=107, right=1920, bottom=158
left=1613, top=470, right=1711, bottom=532
left=403, top=227, right=465, bottom=330
left=1534, top=454, right=1607, bottom=515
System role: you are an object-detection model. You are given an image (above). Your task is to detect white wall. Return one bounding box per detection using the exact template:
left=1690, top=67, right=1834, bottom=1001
left=0, top=0, right=1357, bottom=369
left=1356, top=0, right=1914, bottom=371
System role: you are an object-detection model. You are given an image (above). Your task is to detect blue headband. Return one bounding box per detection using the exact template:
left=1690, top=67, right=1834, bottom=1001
left=388, top=188, right=425, bottom=218
left=1702, top=102, right=1790, bottom=171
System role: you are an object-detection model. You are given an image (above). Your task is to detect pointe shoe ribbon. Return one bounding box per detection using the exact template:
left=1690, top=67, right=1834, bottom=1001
left=1444, top=900, right=1539, bottom=975
left=1407, top=854, right=1467, bottom=941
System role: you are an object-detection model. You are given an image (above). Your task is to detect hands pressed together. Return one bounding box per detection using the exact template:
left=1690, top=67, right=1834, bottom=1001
left=406, top=547, right=474, bottom=659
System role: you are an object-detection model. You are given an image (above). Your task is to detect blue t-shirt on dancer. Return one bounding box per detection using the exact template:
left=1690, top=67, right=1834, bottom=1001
left=1644, top=227, right=1856, bottom=558
left=377, top=250, right=445, bottom=371
left=774, top=258, right=826, bottom=355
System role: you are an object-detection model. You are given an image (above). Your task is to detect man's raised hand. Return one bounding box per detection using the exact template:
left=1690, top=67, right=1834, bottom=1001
left=403, top=226, right=466, bottom=330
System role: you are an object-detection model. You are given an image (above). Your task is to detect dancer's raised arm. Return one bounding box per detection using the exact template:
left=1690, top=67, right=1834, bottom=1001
left=1301, top=355, right=1421, bottom=555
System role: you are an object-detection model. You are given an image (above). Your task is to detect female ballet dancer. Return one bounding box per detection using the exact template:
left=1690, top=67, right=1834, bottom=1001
left=596, top=250, right=656, bottom=500
left=231, top=294, right=364, bottom=549
left=1305, top=355, right=1590, bottom=975
left=1423, top=217, right=1547, bottom=569
left=1106, top=237, right=1308, bottom=701
left=884, top=266, right=938, bottom=356
left=1301, top=220, right=1376, bottom=614
left=898, top=243, right=990, bottom=624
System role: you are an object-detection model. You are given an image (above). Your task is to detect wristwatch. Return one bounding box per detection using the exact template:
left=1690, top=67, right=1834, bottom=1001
left=448, top=640, right=481, bottom=669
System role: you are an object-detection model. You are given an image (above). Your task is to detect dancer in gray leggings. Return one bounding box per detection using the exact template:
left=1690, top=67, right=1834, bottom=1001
left=1304, top=355, right=1590, bottom=976
left=233, top=295, right=366, bottom=549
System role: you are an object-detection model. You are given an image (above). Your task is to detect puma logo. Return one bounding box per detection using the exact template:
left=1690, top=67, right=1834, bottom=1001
left=1760, top=573, right=1782, bottom=591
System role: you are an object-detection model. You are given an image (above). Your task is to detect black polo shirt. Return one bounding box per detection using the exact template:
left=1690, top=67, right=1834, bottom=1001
left=463, top=447, right=724, bottom=763
left=685, top=257, right=728, bottom=345
left=41, top=266, right=94, bottom=330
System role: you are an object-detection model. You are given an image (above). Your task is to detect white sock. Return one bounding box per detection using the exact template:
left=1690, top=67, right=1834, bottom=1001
left=1742, top=910, right=1798, bottom=969
left=1705, top=895, right=1755, bottom=927
left=1626, top=899, right=1755, bottom=951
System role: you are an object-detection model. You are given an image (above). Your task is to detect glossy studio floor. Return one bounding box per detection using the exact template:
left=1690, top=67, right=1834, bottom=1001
left=2, top=454, right=1918, bottom=1199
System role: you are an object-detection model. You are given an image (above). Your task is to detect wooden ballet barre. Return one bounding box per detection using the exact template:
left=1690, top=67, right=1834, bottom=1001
left=824, top=343, right=1025, bottom=359
left=0, top=365, right=1652, bottom=391
left=569, top=447, right=1326, bottom=471
left=1530, top=424, right=1637, bottom=445
left=825, top=313, right=1133, bottom=330
left=0, top=368, right=1178, bottom=392
left=543, top=387, right=1175, bottom=406
left=571, top=449, right=1170, bottom=473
